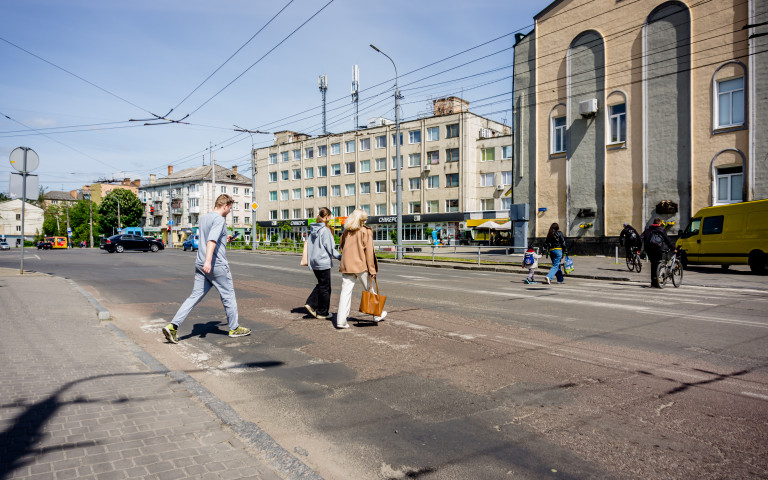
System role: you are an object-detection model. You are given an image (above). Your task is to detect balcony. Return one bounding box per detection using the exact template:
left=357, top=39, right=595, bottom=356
left=171, top=208, right=183, bottom=215
left=189, top=206, right=201, bottom=214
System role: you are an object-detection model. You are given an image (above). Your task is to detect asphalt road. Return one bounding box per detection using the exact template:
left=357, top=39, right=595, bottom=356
left=3, top=248, right=767, bottom=480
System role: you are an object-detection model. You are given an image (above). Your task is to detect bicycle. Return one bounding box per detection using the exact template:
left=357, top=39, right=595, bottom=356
left=657, top=250, right=683, bottom=288
left=625, top=247, right=642, bottom=273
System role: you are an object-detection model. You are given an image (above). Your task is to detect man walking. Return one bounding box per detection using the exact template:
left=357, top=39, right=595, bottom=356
left=162, top=194, right=251, bottom=343
left=641, top=218, right=676, bottom=288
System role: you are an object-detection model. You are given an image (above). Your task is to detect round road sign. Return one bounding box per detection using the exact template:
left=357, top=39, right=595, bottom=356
left=9, top=147, right=39, bottom=173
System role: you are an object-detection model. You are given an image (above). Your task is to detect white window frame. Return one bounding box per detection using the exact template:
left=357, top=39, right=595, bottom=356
left=305, top=147, right=314, bottom=159
left=269, top=172, right=277, bottom=183
left=318, top=165, right=327, bottom=177
left=331, top=164, right=341, bottom=176
left=551, top=116, right=566, bottom=154
left=280, top=190, right=289, bottom=201
left=446, top=123, right=459, bottom=138
left=375, top=180, right=386, bottom=193
left=409, top=130, right=421, bottom=144
left=345, top=162, right=355, bottom=174
left=359, top=138, right=371, bottom=151
left=318, top=186, right=328, bottom=197
left=502, top=146, right=513, bottom=159
left=360, top=159, right=370, bottom=173
left=445, top=199, right=459, bottom=212
left=427, top=175, right=439, bottom=189
left=427, top=126, right=439, bottom=141
left=345, top=184, right=355, bottom=196
left=292, top=188, right=301, bottom=200
left=715, top=76, right=745, bottom=129
left=714, top=167, right=743, bottom=205
left=292, top=169, right=301, bottom=180
left=481, top=147, right=495, bottom=161
left=426, top=200, right=439, bottom=213
left=375, top=158, right=386, bottom=171
left=304, top=167, right=314, bottom=179
left=269, top=153, right=277, bottom=164
left=375, top=135, right=387, bottom=149
left=408, top=201, right=422, bottom=214
left=409, top=177, right=421, bottom=191
left=481, top=198, right=495, bottom=210
left=331, top=143, right=341, bottom=155
left=375, top=204, right=387, bottom=215
left=281, top=151, right=289, bottom=163
left=501, top=171, right=512, bottom=185
left=293, top=149, right=301, bottom=161
left=408, top=153, right=421, bottom=167
left=331, top=185, right=341, bottom=197
left=360, top=182, right=371, bottom=195
left=345, top=140, right=355, bottom=153
left=317, top=145, right=327, bottom=157
left=480, top=173, right=495, bottom=187
left=608, top=103, right=627, bottom=144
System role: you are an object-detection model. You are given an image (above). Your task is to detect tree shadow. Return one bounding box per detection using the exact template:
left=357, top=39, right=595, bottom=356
left=637, top=367, right=755, bottom=397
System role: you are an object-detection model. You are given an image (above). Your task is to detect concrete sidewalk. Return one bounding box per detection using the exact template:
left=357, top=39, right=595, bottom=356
left=0, top=268, right=319, bottom=480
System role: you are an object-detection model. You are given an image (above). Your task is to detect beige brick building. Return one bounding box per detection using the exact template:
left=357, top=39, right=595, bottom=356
left=253, top=98, right=512, bottom=244
left=513, top=0, right=768, bottom=252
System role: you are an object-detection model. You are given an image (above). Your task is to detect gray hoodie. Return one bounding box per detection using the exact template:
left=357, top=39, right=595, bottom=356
left=307, top=222, right=341, bottom=270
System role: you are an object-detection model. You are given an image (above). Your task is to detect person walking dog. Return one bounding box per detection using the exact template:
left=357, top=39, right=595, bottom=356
left=162, top=194, right=251, bottom=343
left=304, top=207, right=341, bottom=319
left=335, top=209, right=386, bottom=329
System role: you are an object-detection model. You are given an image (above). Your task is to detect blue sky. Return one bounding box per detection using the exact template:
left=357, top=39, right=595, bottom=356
left=1, top=0, right=546, bottom=194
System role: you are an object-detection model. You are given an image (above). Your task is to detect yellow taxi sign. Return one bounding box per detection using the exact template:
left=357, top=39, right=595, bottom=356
left=251, top=202, right=259, bottom=211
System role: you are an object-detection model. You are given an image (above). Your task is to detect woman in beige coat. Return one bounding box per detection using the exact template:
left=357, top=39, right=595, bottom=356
left=335, top=209, right=387, bottom=328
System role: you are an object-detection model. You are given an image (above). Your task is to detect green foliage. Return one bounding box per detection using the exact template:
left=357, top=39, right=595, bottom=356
left=98, top=189, right=142, bottom=235
left=270, top=233, right=279, bottom=243
left=389, top=228, right=398, bottom=245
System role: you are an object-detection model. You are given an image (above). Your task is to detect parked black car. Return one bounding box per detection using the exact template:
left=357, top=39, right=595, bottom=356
left=37, top=241, right=52, bottom=250
left=100, top=234, right=164, bottom=253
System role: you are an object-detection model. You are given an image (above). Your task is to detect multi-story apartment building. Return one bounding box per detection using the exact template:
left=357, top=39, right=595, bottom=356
left=0, top=199, right=44, bottom=246
left=138, top=165, right=253, bottom=245
left=253, top=97, right=512, bottom=244
left=513, top=0, right=768, bottom=251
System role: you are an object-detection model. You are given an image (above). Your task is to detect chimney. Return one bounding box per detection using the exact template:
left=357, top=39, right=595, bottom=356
left=149, top=174, right=157, bottom=185
left=131, top=179, right=141, bottom=187
left=69, top=190, right=78, bottom=199
left=121, top=178, right=130, bottom=186
left=232, top=165, right=238, bottom=177
left=168, top=165, right=173, bottom=175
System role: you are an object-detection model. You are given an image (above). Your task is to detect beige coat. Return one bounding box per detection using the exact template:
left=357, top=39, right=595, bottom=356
left=339, top=227, right=377, bottom=276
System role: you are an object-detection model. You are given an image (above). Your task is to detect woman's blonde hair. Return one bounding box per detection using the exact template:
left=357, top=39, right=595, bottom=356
left=344, top=209, right=368, bottom=231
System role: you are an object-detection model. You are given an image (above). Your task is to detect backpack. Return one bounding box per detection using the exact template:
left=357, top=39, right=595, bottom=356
left=523, top=252, right=535, bottom=267
left=648, top=231, right=665, bottom=249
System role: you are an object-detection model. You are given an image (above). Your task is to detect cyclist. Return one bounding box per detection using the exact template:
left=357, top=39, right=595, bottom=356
left=641, top=218, right=676, bottom=288
left=619, top=223, right=641, bottom=262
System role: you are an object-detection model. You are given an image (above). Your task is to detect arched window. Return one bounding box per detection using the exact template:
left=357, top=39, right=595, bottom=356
left=711, top=149, right=746, bottom=204
left=549, top=104, right=567, bottom=155
left=606, top=90, right=628, bottom=146
left=712, top=62, right=747, bottom=132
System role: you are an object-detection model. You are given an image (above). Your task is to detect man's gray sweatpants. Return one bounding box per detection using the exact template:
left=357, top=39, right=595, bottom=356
left=171, top=264, right=239, bottom=331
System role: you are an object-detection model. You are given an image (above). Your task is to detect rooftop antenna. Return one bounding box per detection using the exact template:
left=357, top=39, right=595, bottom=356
left=351, top=65, right=359, bottom=130
left=319, top=74, right=328, bottom=136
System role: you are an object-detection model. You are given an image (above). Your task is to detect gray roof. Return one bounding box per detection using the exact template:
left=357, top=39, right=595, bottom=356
left=44, top=191, right=80, bottom=201
left=147, top=165, right=251, bottom=187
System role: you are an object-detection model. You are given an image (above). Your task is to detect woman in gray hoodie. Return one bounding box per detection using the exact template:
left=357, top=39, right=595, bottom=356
left=304, top=207, right=341, bottom=319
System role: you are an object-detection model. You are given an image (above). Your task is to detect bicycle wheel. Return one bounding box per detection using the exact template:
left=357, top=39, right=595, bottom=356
left=672, top=259, right=683, bottom=288
left=633, top=254, right=642, bottom=273
left=626, top=255, right=635, bottom=271
left=656, top=263, right=667, bottom=288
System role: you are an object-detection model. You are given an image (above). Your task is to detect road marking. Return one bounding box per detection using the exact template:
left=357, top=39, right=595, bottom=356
left=741, top=391, right=768, bottom=401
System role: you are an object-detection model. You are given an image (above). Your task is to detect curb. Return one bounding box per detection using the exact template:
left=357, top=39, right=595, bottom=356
left=65, top=277, right=323, bottom=480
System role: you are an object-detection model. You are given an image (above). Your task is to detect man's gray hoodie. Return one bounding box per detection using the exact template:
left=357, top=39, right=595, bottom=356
left=307, top=222, right=341, bottom=270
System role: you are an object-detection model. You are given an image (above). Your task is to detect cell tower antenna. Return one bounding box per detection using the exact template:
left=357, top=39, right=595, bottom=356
left=319, top=75, right=328, bottom=136
left=351, top=65, right=359, bottom=130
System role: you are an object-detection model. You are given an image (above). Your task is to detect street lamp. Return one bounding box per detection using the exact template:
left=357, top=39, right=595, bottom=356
left=82, top=190, right=93, bottom=248
left=370, top=44, right=403, bottom=259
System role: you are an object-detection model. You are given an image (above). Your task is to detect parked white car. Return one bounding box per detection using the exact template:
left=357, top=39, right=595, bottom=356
left=0, top=241, right=10, bottom=250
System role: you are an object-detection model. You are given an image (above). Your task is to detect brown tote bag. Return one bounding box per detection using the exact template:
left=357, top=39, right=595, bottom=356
left=359, top=277, right=386, bottom=316
left=300, top=241, right=309, bottom=266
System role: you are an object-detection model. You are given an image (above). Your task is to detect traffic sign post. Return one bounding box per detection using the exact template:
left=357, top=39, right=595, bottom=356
left=9, top=147, right=39, bottom=275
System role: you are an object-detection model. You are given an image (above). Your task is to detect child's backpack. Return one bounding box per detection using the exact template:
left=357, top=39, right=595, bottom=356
left=523, top=252, right=535, bottom=267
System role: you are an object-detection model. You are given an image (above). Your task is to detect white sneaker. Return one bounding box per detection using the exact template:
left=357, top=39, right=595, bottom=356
left=374, top=311, right=387, bottom=322
left=336, top=322, right=350, bottom=329
left=304, top=304, right=317, bottom=318
left=545, top=277, right=551, bottom=285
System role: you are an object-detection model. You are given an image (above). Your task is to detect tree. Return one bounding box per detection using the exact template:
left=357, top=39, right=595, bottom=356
left=98, top=189, right=143, bottom=235
left=69, top=199, right=101, bottom=243
left=43, top=204, right=64, bottom=236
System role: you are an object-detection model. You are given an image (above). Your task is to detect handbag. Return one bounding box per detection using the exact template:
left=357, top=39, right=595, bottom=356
left=563, top=256, right=574, bottom=274
left=359, top=277, right=386, bottom=316
left=300, top=241, right=309, bottom=266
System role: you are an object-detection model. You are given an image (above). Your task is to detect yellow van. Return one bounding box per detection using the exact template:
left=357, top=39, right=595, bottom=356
left=676, top=199, right=768, bottom=273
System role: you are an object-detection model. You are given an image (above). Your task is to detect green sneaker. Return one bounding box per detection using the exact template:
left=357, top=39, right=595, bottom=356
left=228, top=326, right=251, bottom=338
left=162, top=324, right=178, bottom=344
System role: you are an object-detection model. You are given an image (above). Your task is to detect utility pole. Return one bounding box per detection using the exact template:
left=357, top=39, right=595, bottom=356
left=168, top=180, right=173, bottom=248
left=65, top=199, right=71, bottom=247
left=234, top=125, right=271, bottom=250
left=319, top=75, right=328, bottom=135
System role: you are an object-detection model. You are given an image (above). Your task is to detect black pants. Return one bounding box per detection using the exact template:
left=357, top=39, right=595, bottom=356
left=647, top=249, right=663, bottom=287
left=306, top=269, right=332, bottom=315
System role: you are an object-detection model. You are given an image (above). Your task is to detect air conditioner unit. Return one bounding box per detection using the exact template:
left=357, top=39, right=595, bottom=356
left=423, top=164, right=431, bottom=171
left=578, top=98, right=598, bottom=116
left=480, top=128, right=492, bottom=138
left=458, top=222, right=466, bottom=230
left=495, top=185, right=505, bottom=191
